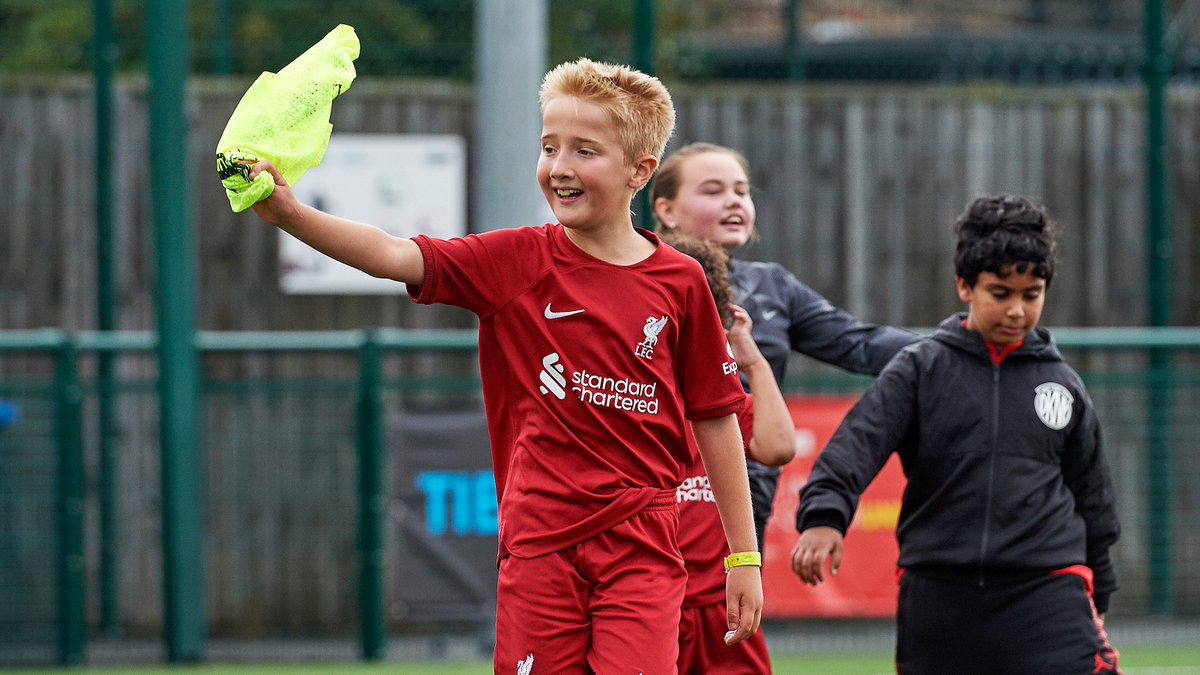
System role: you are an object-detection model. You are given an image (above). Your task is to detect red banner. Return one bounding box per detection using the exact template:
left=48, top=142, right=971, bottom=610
left=761, top=395, right=906, bottom=618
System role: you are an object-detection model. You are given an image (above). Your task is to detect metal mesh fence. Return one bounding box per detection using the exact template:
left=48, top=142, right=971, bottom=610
left=0, top=380, right=58, bottom=665
left=3, top=1, right=1199, bottom=83
left=2, top=336, right=1200, bottom=667
left=201, top=353, right=361, bottom=640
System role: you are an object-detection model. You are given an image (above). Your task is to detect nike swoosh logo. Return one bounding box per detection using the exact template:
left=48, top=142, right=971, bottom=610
left=762, top=309, right=779, bottom=320
left=544, top=303, right=586, bottom=320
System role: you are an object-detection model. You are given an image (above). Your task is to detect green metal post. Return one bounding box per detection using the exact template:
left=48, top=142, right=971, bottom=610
left=357, top=333, right=385, bottom=660
left=54, top=339, right=85, bottom=665
left=147, top=0, right=206, bottom=661
left=213, top=0, right=231, bottom=74
left=632, top=0, right=655, bottom=230
left=784, top=0, right=805, bottom=80
left=1144, top=0, right=1174, bottom=616
left=1031, top=0, right=1049, bottom=25
left=93, top=0, right=121, bottom=638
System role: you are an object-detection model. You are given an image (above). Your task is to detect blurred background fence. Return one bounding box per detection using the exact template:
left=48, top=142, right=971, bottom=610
left=2, top=0, right=1200, bottom=667
left=5, top=0, right=1200, bottom=83
left=2, top=78, right=1198, bottom=332
left=2, top=329, right=1200, bottom=667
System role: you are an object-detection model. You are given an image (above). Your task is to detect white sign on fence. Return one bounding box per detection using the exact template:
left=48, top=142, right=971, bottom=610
left=281, top=133, right=467, bottom=294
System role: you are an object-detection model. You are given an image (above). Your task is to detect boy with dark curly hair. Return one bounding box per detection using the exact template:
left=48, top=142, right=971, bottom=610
left=792, top=194, right=1122, bottom=674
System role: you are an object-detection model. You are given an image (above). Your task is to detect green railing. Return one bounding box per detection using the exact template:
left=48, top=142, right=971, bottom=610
left=0, top=329, right=477, bottom=665
left=0, top=327, right=1197, bottom=665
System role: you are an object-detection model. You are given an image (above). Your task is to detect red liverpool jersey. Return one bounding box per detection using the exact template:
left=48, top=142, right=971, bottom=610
left=408, top=224, right=746, bottom=558
left=677, top=394, right=755, bottom=607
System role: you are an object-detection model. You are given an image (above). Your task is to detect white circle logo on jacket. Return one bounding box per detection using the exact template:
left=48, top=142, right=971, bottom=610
left=1034, top=382, right=1074, bottom=430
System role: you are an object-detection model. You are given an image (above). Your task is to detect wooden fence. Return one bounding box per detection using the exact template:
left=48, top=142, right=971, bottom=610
left=1, top=76, right=1198, bottom=336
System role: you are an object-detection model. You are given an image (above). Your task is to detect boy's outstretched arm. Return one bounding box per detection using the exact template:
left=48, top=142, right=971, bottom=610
left=246, top=160, right=425, bottom=284
left=692, top=414, right=763, bottom=646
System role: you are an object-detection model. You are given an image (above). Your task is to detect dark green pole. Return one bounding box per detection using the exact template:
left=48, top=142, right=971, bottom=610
left=1031, top=0, right=1049, bottom=25
left=632, top=0, right=655, bottom=230
left=213, top=0, right=230, bottom=75
left=1143, top=0, right=1174, bottom=616
left=784, top=0, right=805, bottom=80
left=55, top=339, right=85, bottom=666
left=146, top=0, right=206, bottom=661
left=92, top=0, right=121, bottom=638
left=357, top=333, right=385, bottom=660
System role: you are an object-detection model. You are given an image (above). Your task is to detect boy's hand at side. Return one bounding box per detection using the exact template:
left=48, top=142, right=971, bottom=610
left=692, top=414, right=763, bottom=646
left=723, top=566, right=763, bottom=645
left=791, top=526, right=843, bottom=585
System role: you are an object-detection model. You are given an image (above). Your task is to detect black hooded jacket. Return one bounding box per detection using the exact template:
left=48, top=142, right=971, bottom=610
left=796, top=313, right=1121, bottom=611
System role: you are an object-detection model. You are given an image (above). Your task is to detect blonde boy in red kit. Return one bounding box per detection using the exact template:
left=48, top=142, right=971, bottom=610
left=236, top=58, right=762, bottom=674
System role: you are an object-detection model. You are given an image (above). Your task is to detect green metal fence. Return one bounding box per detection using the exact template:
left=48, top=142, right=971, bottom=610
left=1, top=327, right=1199, bottom=666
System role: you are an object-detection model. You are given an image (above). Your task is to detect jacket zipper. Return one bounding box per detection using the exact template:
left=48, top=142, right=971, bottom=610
left=978, top=365, right=1001, bottom=585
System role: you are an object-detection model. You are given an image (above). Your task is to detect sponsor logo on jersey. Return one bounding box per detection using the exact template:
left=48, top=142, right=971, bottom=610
left=537, top=352, right=660, bottom=414
left=1034, top=382, right=1074, bottom=430
left=572, top=368, right=659, bottom=414
left=723, top=340, right=738, bottom=375
left=538, top=353, right=567, bottom=399
left=635, top=315, right=668, bottom=360
left=677, top=474, right=715, bottom=504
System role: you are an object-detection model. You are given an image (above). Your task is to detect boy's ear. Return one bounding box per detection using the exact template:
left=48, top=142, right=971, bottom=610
left=955, top=276, right=973, bottom=303
left=629, top=155, right=658, bottom=191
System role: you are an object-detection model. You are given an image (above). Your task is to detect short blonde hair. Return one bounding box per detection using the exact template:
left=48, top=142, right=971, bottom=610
left=539, top=57, right=676, bottom=166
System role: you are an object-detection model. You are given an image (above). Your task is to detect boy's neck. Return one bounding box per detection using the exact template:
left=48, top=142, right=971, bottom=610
left=984, top=340, right=1023, bottom=365
left=564, top=222, right=657, bottom=266
left=960, top=319, right=1024, bottom=365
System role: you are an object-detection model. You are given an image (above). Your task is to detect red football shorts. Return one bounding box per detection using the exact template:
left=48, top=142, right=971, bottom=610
left=678, top=601, right=772, bottom=675
left=494, top=490, right=685, bottom=674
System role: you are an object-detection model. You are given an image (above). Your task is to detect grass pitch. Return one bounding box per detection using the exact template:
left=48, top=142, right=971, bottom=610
left=7, top=644, right=1200, bottom=674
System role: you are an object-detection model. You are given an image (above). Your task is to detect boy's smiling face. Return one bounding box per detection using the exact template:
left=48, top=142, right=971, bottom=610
left=537, top=96, right=648, bottom=234
left=956, top=266, right=1047, bottom=345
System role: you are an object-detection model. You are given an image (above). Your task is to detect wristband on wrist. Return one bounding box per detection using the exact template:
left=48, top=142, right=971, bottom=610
left=723, top=551, right=762, bottom=572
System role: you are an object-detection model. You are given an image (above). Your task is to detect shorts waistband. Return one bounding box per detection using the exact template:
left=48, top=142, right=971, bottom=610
left=643, top=488, right=679, bottom=512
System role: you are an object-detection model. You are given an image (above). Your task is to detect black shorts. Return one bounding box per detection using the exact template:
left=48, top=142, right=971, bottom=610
left=896, top=569, right=1119, bottom=675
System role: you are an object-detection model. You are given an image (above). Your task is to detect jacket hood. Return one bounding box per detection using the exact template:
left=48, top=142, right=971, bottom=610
left=932, top=312, right=1062, bottom=363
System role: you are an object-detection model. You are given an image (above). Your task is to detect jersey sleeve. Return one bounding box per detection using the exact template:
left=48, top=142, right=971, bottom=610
left=1060, top=375, right=1121, bottom=612
left=737, top=393, right=755, bottom=457
left=779, top=266, right=919, bottom=375
left=797, top=347, right=918, bottom=533
left=675, top=265, right=746, bottom=421
left=406, top=227, right=540, bottom=316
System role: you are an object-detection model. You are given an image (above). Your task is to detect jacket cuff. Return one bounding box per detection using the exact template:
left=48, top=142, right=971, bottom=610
left=797, top=508, right=847, bottom=534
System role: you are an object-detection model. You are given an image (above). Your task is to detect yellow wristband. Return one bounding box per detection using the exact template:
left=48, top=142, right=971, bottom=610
left=723, top=552, right=762, bottom=572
